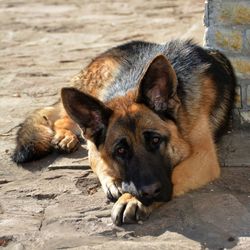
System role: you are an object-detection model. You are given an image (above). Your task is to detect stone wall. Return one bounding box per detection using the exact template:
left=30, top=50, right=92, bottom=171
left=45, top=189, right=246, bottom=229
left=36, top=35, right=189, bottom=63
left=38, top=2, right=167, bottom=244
left=204, top=0, right=250, bottom=123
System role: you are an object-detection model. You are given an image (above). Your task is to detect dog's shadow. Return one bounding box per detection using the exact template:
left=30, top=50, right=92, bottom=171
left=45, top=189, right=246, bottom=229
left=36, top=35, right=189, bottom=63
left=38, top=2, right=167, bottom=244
left=121, top=168, right=250, bottom=249
left=19, top=142, right=88, bottom=172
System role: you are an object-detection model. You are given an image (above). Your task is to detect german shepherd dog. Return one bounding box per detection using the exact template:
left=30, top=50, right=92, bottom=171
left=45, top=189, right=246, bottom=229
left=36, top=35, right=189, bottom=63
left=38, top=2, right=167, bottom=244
left=13, top=40, right=236, bottom=225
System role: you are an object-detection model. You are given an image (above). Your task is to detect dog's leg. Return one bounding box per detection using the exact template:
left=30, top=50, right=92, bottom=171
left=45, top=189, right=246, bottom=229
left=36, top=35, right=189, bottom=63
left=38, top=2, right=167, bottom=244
left=88, top=141, right=123, bottom=201
left=172, top=118, right=220, bottom=197
left=52, top=115, right=80, bottom=153
left=111, top=193, right=162, bottom=226
left=13, top=104, right=80, bottom=163
left=93, top=159, right=123, bottom=201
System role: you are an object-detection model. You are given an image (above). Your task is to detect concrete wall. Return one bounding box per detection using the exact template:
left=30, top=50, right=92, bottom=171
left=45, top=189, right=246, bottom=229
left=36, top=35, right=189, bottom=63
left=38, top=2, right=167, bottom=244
left=204, top=0, right=250, bottom=123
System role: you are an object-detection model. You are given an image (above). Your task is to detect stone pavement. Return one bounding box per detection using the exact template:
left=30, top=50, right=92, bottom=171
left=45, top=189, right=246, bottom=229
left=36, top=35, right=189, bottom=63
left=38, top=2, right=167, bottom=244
left=0, top=0, right=249, bottom=249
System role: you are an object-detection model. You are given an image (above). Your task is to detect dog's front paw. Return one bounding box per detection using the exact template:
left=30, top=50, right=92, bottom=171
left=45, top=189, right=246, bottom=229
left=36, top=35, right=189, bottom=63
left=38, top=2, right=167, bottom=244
left=111, top=193, right=151, bottom=226
left=102, top=178, right=122, bottom=202
left=52, top=129, right=79, bottom=153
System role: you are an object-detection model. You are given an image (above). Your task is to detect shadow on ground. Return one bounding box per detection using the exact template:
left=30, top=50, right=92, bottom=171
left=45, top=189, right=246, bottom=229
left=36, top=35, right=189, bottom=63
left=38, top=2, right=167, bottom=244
left=19, top=143, right=88, bottom=172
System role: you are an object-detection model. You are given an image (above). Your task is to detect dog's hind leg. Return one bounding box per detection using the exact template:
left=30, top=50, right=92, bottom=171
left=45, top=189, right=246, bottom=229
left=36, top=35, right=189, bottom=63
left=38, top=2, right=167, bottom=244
left=13, top=103, right=80, bottom=163
left=52, top=114, right=80, bottom=153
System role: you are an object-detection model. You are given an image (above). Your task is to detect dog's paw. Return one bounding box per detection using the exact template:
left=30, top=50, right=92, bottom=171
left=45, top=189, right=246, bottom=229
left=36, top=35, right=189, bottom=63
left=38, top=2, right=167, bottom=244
left=102, top=178, right=122, bottom=202
left=52, top=129, right=79, bottom=153
left=111, top=193, right=151, bottom=226
left=172, top=184, right=187, bottom=197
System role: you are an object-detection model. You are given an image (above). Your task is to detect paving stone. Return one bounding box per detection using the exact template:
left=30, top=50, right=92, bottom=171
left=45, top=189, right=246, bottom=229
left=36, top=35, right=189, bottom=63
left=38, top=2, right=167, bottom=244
left=0, top=0, right=249, bottom=249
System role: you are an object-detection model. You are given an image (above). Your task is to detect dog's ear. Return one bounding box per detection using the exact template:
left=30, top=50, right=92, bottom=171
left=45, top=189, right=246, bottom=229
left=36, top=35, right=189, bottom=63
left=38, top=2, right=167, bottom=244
left=136, top=55, right=180, bottom=119
left=61, top=87, right=112, bottom=146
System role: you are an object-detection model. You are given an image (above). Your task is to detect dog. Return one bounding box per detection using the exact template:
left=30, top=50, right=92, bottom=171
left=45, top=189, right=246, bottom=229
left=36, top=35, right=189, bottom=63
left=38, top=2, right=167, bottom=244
left=13, top=40, right=236, bottom=225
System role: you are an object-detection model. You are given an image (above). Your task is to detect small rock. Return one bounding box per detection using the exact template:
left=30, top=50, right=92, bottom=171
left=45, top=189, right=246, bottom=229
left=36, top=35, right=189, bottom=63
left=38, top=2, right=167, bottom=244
left=228, top=236, right=235, bottom=242
left=12, top=93, right=21, bottom=97
left=11, top=243, right=25, bottom=250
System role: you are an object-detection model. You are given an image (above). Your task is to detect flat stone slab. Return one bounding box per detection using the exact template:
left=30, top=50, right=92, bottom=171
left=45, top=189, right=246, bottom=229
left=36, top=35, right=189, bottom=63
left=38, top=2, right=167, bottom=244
left=0, top=167, right=250, bottom=249
left=0, top=0, right=249, bottom=249
left=218, top=127, right=250, bottom=167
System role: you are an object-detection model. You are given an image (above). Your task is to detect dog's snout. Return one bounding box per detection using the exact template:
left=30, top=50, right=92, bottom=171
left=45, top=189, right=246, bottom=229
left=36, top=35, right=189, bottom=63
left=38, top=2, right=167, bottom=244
left=140, top=182, right=162, bottom=199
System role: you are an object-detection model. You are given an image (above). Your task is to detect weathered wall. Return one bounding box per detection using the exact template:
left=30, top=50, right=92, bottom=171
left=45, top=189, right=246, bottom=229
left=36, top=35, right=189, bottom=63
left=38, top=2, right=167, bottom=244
left=204, top=0, right=250, bottom=123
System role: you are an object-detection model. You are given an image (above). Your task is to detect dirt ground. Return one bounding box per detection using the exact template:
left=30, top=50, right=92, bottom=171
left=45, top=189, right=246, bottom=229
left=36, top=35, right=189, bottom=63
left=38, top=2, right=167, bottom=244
left=0, top=0, right=250, bottom=249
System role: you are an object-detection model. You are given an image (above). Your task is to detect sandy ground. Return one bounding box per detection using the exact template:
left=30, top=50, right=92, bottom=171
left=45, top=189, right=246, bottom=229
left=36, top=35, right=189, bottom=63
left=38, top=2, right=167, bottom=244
left=0, top=0, right=250, bottom=249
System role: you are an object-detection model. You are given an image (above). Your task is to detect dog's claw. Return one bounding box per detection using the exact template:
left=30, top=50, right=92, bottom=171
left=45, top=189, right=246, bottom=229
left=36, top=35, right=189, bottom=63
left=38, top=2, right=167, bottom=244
left=111, top=193, right=151, bottom=226
left=104, top=181, right=122, bottom=201
left=111, top=202, right=126, bottom=226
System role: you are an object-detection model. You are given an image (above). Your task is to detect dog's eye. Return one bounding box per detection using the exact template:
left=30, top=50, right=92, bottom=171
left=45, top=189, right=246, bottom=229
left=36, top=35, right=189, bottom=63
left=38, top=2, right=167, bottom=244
left=152, top=136, right=160, bottom=145
left=113, top=138, right=130, bottom=160
left=115, top=146, right=128, bottom=158
left=117, top=147, right=126, bottom=155
left=150, top=136, right=162, bottom=149
left=144, top=132, right=163, bottom=151
left=151, top=136, right=161, bottom=145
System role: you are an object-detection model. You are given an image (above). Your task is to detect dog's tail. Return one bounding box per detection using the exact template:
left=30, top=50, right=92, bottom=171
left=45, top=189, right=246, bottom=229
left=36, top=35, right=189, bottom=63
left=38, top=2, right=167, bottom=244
left=12, top=105, right=61, bottom=163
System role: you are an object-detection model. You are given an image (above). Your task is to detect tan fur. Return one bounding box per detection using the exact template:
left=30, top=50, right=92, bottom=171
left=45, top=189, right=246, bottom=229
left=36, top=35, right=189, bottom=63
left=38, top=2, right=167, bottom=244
left=88, top=141, right=122, bottom=190
left=172, top=114, right=220, bottom=196
left=170, top=79, right=219, bottom=196
left=70, top=55, right=120, bottom=99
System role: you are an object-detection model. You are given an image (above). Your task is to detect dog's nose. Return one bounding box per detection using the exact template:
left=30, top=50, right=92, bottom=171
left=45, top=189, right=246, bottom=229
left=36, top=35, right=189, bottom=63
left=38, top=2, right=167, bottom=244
left=140, top=182, right=162, bottom=199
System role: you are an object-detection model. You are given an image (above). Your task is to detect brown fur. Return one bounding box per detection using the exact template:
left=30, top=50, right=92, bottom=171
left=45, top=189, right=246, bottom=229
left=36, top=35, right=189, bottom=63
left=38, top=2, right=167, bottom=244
left=71, top=54, right=120, bottom=98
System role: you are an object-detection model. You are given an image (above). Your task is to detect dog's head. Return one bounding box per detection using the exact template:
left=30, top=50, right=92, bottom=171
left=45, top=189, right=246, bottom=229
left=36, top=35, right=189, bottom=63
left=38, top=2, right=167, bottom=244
left=62, top=55, right=190, bottom=206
